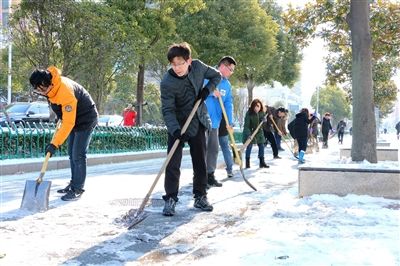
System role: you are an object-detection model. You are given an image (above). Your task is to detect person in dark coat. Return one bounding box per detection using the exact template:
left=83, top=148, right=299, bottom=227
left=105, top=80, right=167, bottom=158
left=308, top=113, right=321, bottom=152
left=242, top=99, right=268, bottom=169
left=292, top=108, right=316, bottom=163
left=160, top=42, right=221, bottom=216
left=336, top=119, right=347, bottom=144
left=263, top=106, right=287, bottom=159
left=321, top=112, right=333, bottom=148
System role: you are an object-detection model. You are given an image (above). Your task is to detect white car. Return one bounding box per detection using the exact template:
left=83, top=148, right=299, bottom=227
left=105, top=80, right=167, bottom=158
left=97, top=115, right=123, bottom=127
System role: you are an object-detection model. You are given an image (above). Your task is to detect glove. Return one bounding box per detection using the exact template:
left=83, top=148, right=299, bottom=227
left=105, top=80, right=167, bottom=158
left=45, top=143, right=57, bottom=157
left=196, top=87, right=210, bottom=103
left=261, top=115, right=268, bottom=123
left=173, top=129, right=190, bottom=142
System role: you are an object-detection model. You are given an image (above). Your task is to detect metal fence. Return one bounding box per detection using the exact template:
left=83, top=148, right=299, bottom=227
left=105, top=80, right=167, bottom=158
left=0, top=122, right=243, bottom=160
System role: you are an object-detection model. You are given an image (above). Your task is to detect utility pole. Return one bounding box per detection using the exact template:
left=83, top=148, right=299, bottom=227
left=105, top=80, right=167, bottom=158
left=7, top=41, right=12, bottom=104
left=316, top=86, right=320, bottom=116
left=7, top=0, right=12, bottom=104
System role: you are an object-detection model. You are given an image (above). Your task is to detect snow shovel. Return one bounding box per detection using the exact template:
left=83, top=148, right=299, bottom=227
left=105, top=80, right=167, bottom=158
left=269, top=116, right=298, bottom=159
left=125, top=99, right=202, bottom=230
left=20, top=121, right=60, bottom=212
left=218, top=96, right=256, bottom=191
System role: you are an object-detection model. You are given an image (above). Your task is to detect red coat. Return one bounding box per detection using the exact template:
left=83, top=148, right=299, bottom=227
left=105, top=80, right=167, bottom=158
left=123, top=109, right=136, bottom=126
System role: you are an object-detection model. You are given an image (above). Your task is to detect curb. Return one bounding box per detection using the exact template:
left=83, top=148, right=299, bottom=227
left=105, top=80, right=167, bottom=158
left=0, top=149, right=188, bottom=176
left=1, top=144, right=243, bottom=176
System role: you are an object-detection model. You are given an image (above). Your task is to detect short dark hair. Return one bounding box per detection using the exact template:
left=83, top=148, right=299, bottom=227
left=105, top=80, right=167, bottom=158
left=218, top=56, right=237, bottom=67
left=277, top=107, right=287, bottom=113
left=167, top=42, right=191, bottom=62
left=29, top=69, right=52, bottom=89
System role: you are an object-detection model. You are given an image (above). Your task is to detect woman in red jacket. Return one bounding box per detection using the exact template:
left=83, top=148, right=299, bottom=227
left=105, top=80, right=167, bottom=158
left=122, top=104, right=136, bottom=126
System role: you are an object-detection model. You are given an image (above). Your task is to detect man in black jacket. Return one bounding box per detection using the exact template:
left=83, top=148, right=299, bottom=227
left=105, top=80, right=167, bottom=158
left=160, top=42, right=221, bottom=216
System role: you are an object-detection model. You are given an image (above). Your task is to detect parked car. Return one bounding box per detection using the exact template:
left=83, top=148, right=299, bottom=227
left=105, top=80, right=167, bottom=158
left=0, top=102, right=50, bottom=127
left=97, top=115, right=123, bottom=127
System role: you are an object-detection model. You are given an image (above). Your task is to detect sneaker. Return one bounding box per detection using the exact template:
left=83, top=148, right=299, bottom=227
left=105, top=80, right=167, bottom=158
left=57, top=182, right=71, bottom=194
left=162, top=197, right=177, bottom=216
left=278, top=148, right=285, bottom=151
left=227, top=172, right=234, bottom=178
left=61, top=188, right=84, bottom=201
left=207, top=173, right=222, bottom=187
left=273, top=155, right=282, bottom=159
left=194, top=195, right=213, bottom=212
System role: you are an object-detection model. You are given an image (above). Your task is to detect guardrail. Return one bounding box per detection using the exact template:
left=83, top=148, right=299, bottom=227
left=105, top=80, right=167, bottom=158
left=0, top=122, right=243, bottom=160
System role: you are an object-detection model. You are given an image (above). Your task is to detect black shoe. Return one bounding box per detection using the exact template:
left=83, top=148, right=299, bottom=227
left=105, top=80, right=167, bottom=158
left=162, top=197, right=177, bottom=216
left=259, top=157, right=270, bottom=168
left=57, top=182, right=71, bottom=194
left=273, top=155, right=282, bottom=159
left=227, top=172, right=234, bottom=178
left=208, top=173, right=222, bottom=187
left=194, top=195, right=213, bottom=212
left=278, top=148, right=285, bottom=151
left=61, top=188, right=84, bottom=201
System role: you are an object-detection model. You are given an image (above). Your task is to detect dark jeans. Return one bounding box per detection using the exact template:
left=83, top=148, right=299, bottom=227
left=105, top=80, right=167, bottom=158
left=274, top=132, right=282, bottom=149
left=264, top=130, right=278, bottom=157
left=245, top=143, right=264, bottom=159
left=164, top=125, right=207, bottom=200
left=338, top=131, right=344, bottom=143
left=68, top=128, right=94, bottom=191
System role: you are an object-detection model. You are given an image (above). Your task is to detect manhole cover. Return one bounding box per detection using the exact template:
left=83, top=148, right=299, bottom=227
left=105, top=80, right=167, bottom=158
left=110, top=198, right=165, bottom=207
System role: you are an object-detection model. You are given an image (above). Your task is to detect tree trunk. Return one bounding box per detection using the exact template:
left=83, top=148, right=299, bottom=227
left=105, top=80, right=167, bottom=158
left=136, top=60, right=145, bottom=126
left=348, top=0, right=377, bottom=162
left=246, top=79, right=256, bottom=106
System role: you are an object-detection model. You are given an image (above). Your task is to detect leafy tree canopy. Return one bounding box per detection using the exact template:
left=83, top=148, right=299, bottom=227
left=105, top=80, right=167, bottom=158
left=284, top=0, right=399, bottom=117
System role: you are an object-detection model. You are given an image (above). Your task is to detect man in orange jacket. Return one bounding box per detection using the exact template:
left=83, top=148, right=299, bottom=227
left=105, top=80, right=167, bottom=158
left=30, top=66, right=98, bottom=201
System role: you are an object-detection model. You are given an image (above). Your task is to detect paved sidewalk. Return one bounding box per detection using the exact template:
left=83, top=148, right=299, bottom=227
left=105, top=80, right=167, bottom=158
left=1, top=144, right=244, bottom=176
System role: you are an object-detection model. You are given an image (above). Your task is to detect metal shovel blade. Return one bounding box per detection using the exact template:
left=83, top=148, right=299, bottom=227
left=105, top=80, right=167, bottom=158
left=20, top=180, right=52, bottom=212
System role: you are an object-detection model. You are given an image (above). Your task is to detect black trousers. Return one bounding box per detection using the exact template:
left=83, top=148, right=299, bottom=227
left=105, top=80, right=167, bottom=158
left=263, top=130, right=278, bottom=157
left=322, top=131, right=329, bottom=146
left=164, top=125, right=207, bottom=200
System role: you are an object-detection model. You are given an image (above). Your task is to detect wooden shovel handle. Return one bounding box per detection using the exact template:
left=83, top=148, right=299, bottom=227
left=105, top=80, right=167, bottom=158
left=36, top=121, right=61, bottom=183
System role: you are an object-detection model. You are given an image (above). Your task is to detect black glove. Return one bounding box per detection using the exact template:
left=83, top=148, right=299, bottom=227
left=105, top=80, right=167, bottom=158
left=45, top=143, right=57, bottom=157
left=173, top=129, right=190, bottom=142
left=196, top=87, right=210, bottom=103
left=261, top=115, right=268, bottom=123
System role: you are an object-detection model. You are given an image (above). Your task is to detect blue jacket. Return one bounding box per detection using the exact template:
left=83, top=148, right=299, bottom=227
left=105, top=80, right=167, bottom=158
left=204, top=77, right=233, bottom=129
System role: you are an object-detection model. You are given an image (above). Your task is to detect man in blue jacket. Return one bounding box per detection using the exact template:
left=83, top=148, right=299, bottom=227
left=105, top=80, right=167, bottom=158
left=205, top=56, right=237, bottom=187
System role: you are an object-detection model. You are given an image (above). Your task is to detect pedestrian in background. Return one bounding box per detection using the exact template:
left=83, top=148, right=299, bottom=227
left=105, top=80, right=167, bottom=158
left=337, top=119, right=346, bottom=144
left=30, top=66, right=98, bottom=201
left=274, top=109, right=288, bottom=151
left=308, top=113, right=321, bottom=152
left=263, top=106, right=287, bottom=159
left=122, top=104, right=137, bottom=126
left=321, top=112, right=333, bottom=148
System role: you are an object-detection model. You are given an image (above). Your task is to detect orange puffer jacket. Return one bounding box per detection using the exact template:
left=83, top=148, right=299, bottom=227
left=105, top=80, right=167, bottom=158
left=47, top=66, right=98, bottom=147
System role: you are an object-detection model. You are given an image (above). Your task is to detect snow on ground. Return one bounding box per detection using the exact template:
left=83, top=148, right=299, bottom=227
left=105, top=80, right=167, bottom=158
left=0, top=134, right=399, bottom=265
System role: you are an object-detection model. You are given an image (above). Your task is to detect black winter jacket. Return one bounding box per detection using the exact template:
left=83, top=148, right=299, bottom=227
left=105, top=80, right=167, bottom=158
left=160, top=59, right=221, bottom=137
left=292, top=112, right=315, bottom=140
